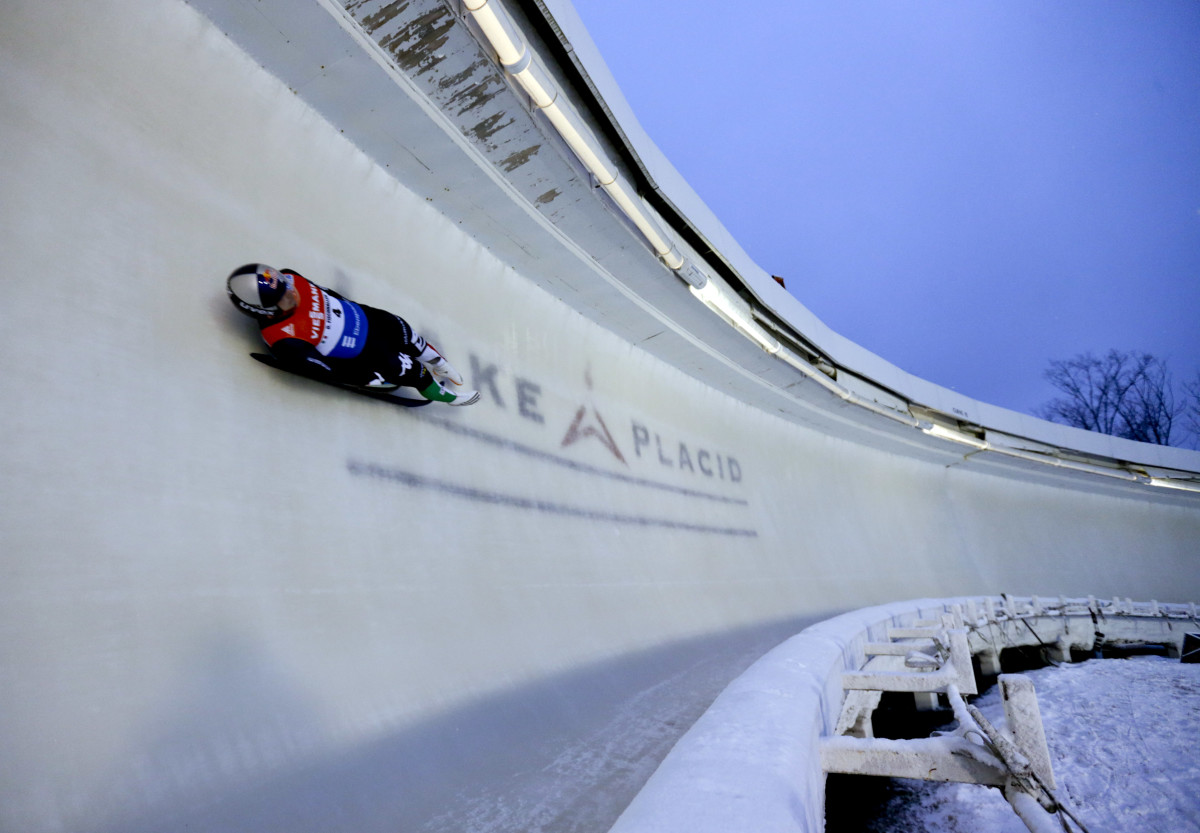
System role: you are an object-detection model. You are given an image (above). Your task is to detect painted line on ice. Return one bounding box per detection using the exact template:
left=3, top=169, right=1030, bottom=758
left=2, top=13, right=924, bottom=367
left=347, top=461, right=758, bottom=537
left=414, top=413, right=749, bottom=506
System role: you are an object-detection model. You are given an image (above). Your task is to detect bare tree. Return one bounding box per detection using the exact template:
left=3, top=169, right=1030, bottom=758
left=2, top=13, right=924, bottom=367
left=1119, top=357, right=1178, bottom=445
left=1036, top=350, right=1187, bottom=446
left=1036, top=350, right=1148, bottom=435
left=1185, top=372, right=1200, bottom=445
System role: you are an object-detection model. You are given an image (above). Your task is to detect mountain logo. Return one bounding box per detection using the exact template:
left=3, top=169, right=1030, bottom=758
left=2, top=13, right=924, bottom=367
left=560, top=367, right=627, bottom=464
left=561, top=404, right=626, bottom=465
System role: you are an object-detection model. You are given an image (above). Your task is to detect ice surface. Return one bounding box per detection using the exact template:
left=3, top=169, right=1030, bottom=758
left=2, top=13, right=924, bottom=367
left=870, top=656, right=1200, bottom=832
left=5, top=0, right=1200, bottom=829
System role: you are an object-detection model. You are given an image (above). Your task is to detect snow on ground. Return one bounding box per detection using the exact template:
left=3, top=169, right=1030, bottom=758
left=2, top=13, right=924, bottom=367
left=873, top=656, right=1200, bottom=832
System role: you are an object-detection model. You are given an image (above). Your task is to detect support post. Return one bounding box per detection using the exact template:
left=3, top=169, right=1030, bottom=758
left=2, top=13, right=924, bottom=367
left=1047, top=635, right=1071, bottom=664
left=913, top=691, right=939, bottom=711
left=1000, top=675, right=1056, bottom=789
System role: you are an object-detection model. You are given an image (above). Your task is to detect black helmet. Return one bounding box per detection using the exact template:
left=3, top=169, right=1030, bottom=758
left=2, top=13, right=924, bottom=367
left=227, top=263, right=289, bottom=319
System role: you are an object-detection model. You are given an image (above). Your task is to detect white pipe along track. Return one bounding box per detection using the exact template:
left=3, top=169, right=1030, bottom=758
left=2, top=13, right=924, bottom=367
left=2, top=1, right=1198, bottom=832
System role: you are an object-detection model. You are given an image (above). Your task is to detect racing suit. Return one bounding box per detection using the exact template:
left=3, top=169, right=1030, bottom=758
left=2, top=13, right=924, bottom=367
left=259, top=270, right=458, bottom=400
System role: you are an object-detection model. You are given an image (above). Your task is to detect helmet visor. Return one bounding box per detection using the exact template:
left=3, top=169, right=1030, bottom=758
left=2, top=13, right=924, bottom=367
left=257, top=269, right=288, bottom=308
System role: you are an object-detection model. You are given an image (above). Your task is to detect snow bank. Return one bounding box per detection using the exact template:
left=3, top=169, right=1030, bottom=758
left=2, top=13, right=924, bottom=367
left=876, top=656, right=1200, bottom=832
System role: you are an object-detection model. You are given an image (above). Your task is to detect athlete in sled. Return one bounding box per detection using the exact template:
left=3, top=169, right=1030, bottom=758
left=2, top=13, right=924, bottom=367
left=226, top=263, right=479, bottom=406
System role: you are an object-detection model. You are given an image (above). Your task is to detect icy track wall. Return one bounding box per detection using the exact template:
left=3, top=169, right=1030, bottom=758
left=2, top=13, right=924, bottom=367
left=1, top=2, right=1198, bottom=833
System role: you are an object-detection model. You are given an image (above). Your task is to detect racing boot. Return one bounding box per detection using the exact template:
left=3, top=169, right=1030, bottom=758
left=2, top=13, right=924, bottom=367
left=417, top=343, right=465, bottom=388
left=448, top=389, right=481, bottom=407
left=421, top=378, right=479, bottom=406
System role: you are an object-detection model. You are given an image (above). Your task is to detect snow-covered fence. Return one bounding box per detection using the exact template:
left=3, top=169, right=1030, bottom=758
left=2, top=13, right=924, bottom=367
left=820, top=609, right=1065, bottom=832
left=608, top=595, right=1200, bottom=833
left=968, top=594, right=1198, bottom=665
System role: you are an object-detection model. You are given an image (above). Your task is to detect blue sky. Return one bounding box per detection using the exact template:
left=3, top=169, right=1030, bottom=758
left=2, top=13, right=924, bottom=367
left=570, top=0, right=1200, bottom=417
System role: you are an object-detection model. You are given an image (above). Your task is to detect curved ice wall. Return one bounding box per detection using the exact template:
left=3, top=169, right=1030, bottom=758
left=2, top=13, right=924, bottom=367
left=2, top=1, right=1197, bottom=831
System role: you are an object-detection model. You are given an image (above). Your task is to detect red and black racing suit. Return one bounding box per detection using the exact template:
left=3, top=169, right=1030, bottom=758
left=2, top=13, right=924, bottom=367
left=260, top=270, right=436, bottom=391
